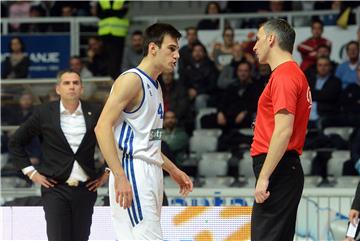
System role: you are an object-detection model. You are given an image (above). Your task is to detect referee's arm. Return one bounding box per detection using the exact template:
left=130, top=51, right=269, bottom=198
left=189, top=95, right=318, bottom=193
left=254, top=109, right=294, bottom=203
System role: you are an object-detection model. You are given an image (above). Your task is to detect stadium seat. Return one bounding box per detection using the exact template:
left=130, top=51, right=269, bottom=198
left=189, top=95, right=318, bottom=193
left=238, top=151, right=253, bottom=178
left=189, top=129, right=222, bottom=154
left=198, top=152, right=231, bottom=177
left=192, top=128, right=222, bottom=138
left=202, top=177, right=235, bottom=188
left=195, top=107, right=217, bottom=129
left=189, top=135, right=218, bottom=154
left=300, top=151, right=316, bottom=175
left=323, top=127, right=354, bottom=141
left=327, top=150, right=351, bottom=177
left=238, top=128, right=253, bottom=136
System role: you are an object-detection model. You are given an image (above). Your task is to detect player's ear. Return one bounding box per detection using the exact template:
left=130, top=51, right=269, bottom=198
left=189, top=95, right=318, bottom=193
left=148, top=42, right=158, bottom=56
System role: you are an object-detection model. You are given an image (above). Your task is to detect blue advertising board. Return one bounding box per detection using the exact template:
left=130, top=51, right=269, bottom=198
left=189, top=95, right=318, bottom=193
left=1, top=35, right=70, bottom=78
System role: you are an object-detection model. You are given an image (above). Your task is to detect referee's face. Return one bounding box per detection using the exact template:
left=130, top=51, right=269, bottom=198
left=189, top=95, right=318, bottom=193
left=253, top=27, right=269, bottom=64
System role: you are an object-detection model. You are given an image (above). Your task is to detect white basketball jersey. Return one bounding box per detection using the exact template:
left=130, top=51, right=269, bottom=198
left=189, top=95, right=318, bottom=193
left=114, top=68, right=164, bottom=166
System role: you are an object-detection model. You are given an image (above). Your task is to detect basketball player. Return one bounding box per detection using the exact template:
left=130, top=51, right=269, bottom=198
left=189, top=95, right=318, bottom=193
left=95, top=23, right=193, bottom=240
left=250, top=19, right=311, bottom=241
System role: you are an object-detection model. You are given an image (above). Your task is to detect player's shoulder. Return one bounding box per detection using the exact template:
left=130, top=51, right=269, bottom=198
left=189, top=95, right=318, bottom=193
left=114, top=70, right=142, bottom=88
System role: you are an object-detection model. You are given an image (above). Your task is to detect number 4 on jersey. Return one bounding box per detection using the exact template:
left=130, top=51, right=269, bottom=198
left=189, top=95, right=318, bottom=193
left=157, top=104, right=164, bottom=119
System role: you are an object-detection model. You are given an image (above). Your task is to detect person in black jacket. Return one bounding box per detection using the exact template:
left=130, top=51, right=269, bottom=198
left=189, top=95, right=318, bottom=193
left=180, top=42, right=218, bottom=111
left=2, top=36, right=30, bottom=79
left=201, top=60, right=260, bottom=130
left=9, top=70, right=109, bottom=241
left=345, top=182, right=360, bottom=241
left=306, top=56, right=342, bottom=128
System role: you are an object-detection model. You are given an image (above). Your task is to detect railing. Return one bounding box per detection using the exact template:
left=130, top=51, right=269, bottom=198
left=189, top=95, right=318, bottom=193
left=2, top=8, right=359, bottom=55
left=1, top=77, right=112, bottom=85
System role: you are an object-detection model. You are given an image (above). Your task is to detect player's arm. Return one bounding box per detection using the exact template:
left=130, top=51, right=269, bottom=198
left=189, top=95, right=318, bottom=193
left=95, top=73, right=142, bottom=208
left=255, top=109, right=294, bottom=203
left=161, top=152, right=193, bottom=196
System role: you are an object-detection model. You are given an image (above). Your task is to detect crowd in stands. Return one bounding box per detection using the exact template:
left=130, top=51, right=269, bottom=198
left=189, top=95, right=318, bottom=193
left=1, top=1, right=360, bottom=185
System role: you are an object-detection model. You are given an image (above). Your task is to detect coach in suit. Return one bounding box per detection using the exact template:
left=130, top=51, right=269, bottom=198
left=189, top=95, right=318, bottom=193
left=346, top=181, right=360, bottom=241
left=9, top=70, right=109, bottom=241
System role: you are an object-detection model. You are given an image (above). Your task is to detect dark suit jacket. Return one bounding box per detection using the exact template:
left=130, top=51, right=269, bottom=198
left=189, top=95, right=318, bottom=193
left=9, top=101, right=102, bottom=182
left=352, top=182, right=360, bottom=211
left=307, top=73, right=342, bottom=115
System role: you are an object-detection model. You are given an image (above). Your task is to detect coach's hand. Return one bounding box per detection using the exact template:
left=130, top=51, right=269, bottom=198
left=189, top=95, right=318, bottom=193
left=348, top=209, right=359, bottom=226
left=29, top=171, right=57, bottom=188
left=170, top=168, right=193, bottom=196
left=254, top=176, right=270, bottom=203
left=115, top=175, right=133, bottom=209
left=87, top=171, right=109, bottom=192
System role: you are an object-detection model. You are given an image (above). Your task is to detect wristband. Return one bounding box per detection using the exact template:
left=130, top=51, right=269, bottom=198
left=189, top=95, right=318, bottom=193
left=29, top=170, right=38, bottom=180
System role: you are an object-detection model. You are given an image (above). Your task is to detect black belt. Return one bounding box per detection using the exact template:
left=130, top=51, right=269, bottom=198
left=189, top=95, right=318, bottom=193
left=253, top=150, right=299, bottom=163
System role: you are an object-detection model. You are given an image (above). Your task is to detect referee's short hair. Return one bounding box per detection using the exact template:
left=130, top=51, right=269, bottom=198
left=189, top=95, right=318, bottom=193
left=262, top=18, right=296, bottom=54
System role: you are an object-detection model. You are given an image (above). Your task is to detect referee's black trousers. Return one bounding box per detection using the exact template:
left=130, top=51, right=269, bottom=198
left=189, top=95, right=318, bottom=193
left=251, top=151, right=304, bottom=241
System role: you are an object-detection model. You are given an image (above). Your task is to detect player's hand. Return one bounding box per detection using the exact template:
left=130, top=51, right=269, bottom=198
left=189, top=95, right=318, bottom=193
left=254, top=176, right=270, bottom=203
left=30, top=171, right=57, bottom=188
left=114, top=175, right=133, bottom=209
left=170, top=169, right=193, bottom=196
left=86, top=171, right=109, bottom=192
left=348, top=209, right=359, bottom=226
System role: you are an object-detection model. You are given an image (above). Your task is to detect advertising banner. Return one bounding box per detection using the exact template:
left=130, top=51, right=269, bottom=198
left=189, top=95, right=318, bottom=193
left=1, top=35, right=70, bottom=78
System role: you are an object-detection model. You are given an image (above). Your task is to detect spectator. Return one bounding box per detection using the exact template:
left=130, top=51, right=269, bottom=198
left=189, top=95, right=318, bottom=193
left=307, top=57, right=342, bottom=129
left=197, top=1, right=221, bottom=30
left=305, top=44, right=338, bottom=77
left=6, top=92, right=42, bottom=178
left=121, top=30, right=143, bottom=72
left=320, top=0, right=342, bottom=26
left=217, top=43, right=254, bottom=90
left=336, top=41, right=359, bottom=89
left=241, top=31, right=257, bottom=60
left=52, top=4, right=75, bottom=32
left=162, top=110, right=189, bottom=165
left=343, top=128, right=360, bottom=176
left=255, top=63, right=270, bottom=91
left=1, top=2, right=8, bottom=18
left=338, top=63, right=360, bottom=127
left=8, top=1, right=30, bottom=33
left=69, top=56, right=96, bottom=99
left=20, top=5, right=48, bottom=33
left=180, top=42, right=218, bottom=111
left=46, top=89, right=60, bottom=102
left=87, top=36, right=108, bottom=76
left=211, top=27, right=236, bottom=71
left=178, top=27, right=201, bottom=75
left=160, top=72, right=191, bottom=128
left=9, top=92, right=35, bottom=125
left=69, top=56, right=93, bottom=78
left=36, top=1, right=63, bottom=16
left=201, top=61, right=260, bottom=130
left=2, top=37, right=30, bottom=79
left=97, top=0, right=129, bottom=80
left=297, top=19, right=331, bottom=71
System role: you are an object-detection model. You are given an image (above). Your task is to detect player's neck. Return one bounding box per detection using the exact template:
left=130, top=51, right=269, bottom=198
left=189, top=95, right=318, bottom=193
left=137, top=59, right=161, bottom=81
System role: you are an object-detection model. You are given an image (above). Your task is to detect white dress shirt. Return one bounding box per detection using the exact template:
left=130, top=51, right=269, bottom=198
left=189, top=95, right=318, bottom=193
left=22, top=101, right=89, bottom=182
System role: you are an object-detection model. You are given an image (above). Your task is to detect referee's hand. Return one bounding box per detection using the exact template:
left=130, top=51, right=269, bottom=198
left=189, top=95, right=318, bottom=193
left=254, top=177, right=270, bottom=203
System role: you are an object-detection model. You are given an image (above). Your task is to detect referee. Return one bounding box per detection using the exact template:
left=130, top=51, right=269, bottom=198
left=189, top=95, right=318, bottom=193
left=250, top=19, right=311, bottom=241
